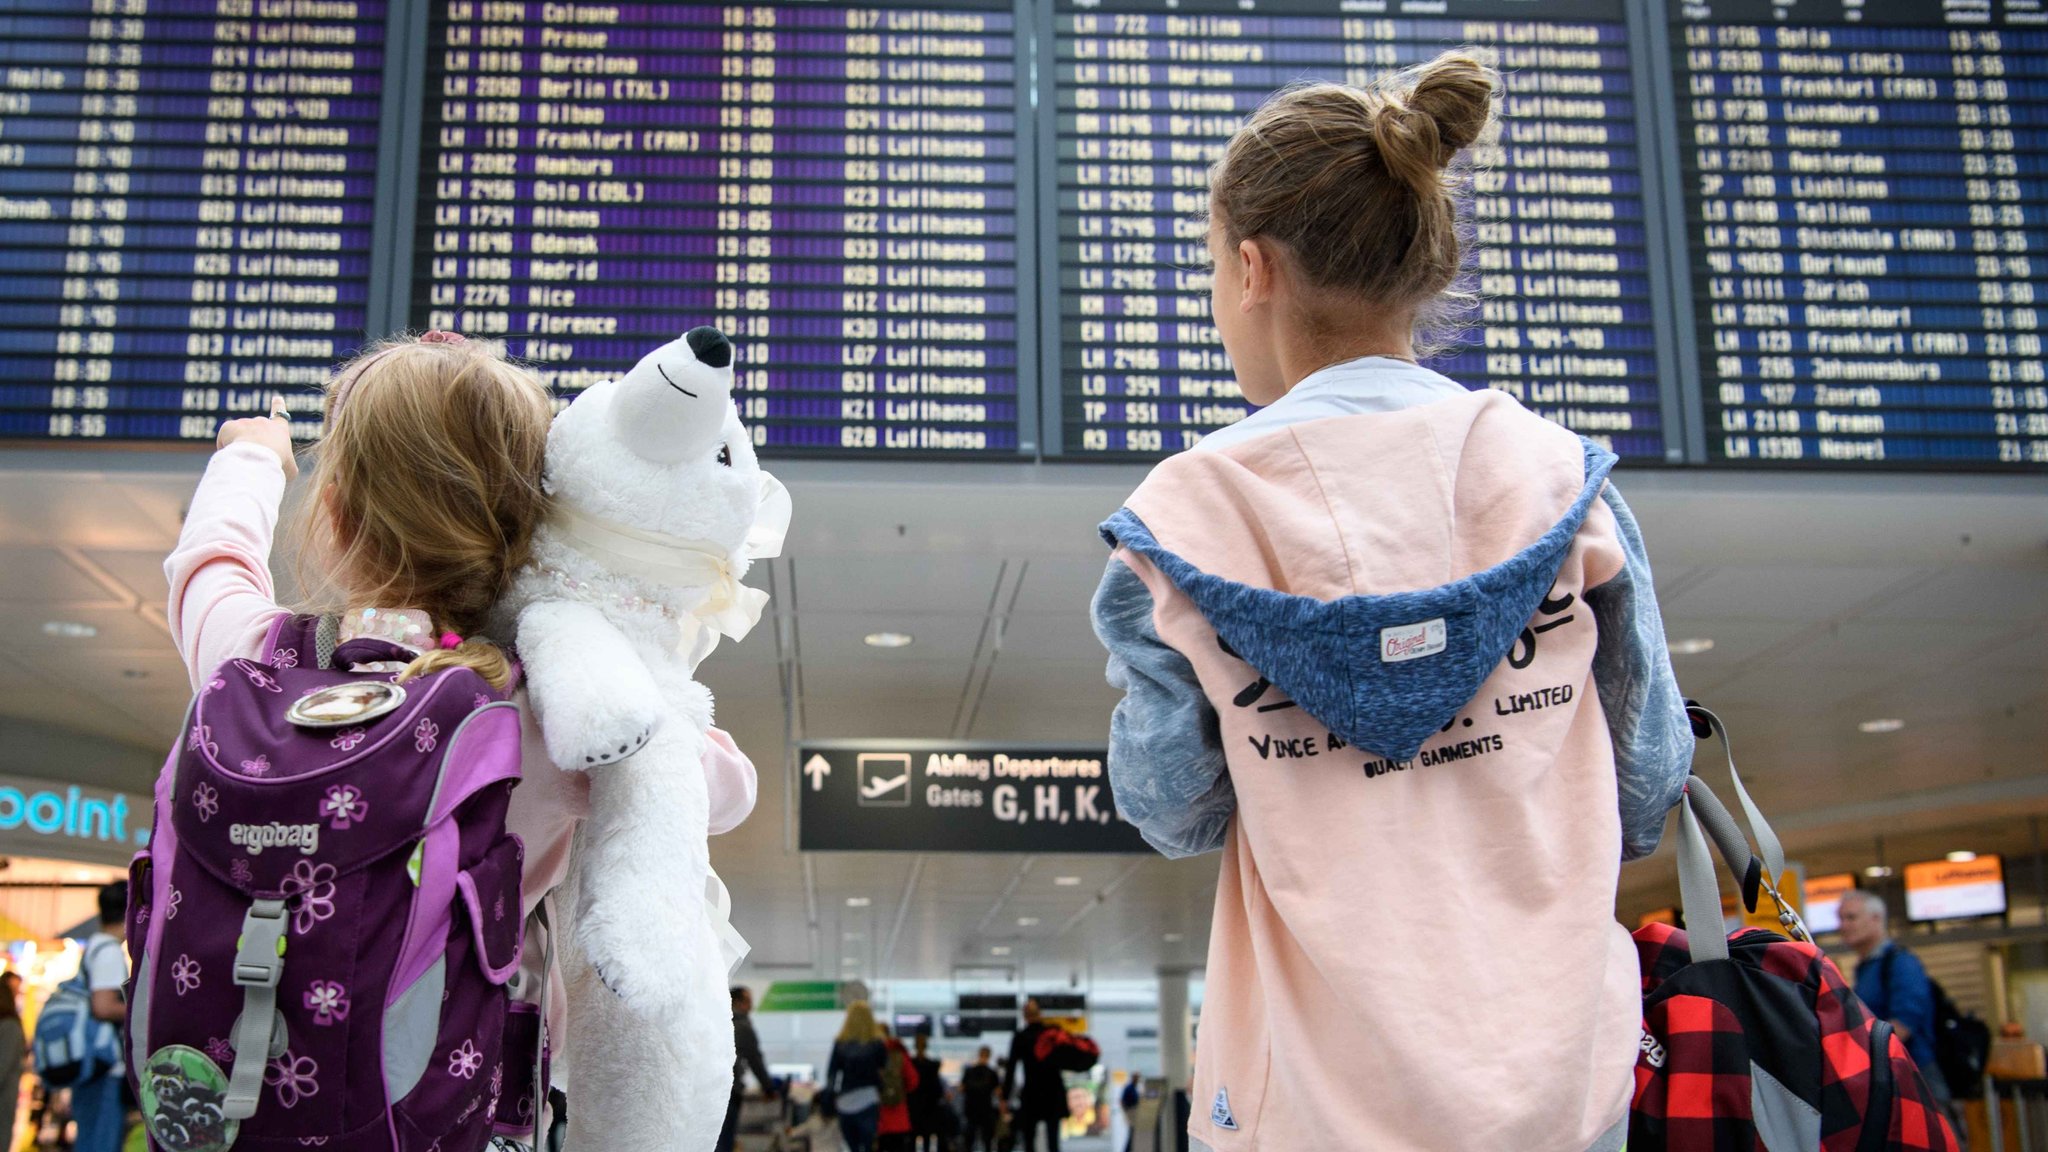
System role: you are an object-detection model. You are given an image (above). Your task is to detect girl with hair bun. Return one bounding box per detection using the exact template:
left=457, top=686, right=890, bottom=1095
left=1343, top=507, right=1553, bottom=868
left=1093, top=51, right=1692, bottom=1151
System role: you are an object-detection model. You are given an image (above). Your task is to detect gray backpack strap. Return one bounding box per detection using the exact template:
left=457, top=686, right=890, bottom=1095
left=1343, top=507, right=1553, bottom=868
left=315, top=615, right=341, bottom=671
left=223, top=898, right=289, bottom=1120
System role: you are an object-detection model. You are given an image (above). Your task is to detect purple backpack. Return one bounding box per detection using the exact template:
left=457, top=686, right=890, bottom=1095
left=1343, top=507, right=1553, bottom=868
left=126, top=615, right=546, bottom=1152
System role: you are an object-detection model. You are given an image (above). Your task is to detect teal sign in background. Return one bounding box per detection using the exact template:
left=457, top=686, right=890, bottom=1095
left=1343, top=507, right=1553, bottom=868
left=0, top=775, right=149, bottom=867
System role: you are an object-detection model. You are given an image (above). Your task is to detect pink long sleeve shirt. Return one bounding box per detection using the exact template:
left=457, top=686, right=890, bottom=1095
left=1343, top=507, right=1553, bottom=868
left=164, top=442, right=760, bottom=1039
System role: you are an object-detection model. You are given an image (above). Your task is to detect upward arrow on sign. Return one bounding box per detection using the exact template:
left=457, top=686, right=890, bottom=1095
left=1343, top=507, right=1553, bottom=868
left=803, top=755, right=831, bottom=792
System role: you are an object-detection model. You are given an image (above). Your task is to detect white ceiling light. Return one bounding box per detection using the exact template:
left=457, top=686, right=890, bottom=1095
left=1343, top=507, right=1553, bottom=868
left=41, top=621, right=96, bottom=639
left=1054, top=876, right=1082, bottom=887
left=846, top=897, right=872, bottom=908
left=842, top=956, right=861, bottom=966
left=1016, top=917, right=1039, bottom=927
left=1858, top=719, right=1906, bottom=734
left=991, top=946, right=1011, bottom=956
left=1864, top=865, right=1894, bottom=879
left=864, top=632, right=914, bottom=649
left=1162, top=933, right=1184, bottom=943
left=1669, top=638, right=1715, bottom=656
left=1947, top=851, right=1978, bottom=863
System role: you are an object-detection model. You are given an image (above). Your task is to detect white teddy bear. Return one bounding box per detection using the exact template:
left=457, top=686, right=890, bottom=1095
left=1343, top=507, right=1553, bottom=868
left=496, top=326, right=789, bottom=1152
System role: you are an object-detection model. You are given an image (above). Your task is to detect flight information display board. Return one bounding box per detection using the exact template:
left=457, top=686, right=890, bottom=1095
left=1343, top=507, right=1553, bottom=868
left=1051, top=0, right=1668, bottom=460
left=0, top=0, right=386, bottom=441
left=413, top=0, right=1027, bottom=455
left=1674, top=0, right=2048, bottom=468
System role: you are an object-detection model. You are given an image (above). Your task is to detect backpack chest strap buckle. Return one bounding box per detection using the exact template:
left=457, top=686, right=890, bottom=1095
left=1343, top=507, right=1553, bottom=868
left=223, top=898, right=289, bottom=1121
left=234, top=899, right=288, bottom=988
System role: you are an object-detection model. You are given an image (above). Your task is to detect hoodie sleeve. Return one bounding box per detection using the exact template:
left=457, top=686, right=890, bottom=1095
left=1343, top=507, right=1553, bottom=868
left=1585, top=483, right=1693, bottom=861
left=1092, top=555, right=1234, bottom=860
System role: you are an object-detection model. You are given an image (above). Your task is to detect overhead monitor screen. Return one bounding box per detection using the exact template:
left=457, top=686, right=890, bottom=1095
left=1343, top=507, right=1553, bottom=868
left=1801, top=871, right=1857, bottom=934
left=1903, top=854, right=2007, bottom=922
left=413, top=0, right=1027, bottom=455
left=0, top=0, right=386, bottom=440
left=1050, top=0, right=1668, bottom=460
left=1672, top=0, right=2048, bottom=469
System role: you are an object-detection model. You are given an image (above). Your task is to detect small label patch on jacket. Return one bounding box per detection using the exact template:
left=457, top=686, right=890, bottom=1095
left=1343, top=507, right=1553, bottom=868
left=1380, top=619, right=1447, bottom=663
left=1211, top=1088, right=1239, bottom=1131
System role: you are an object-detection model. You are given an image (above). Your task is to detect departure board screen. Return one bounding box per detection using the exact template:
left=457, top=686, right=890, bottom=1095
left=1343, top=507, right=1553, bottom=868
left=414, top=0, right=1026, bottom=456
left=1052, top=0, right=1666, bottom=460
left=1674, top=0, right=2048, bottom=468
left=0, top=0, right=385, bottom=440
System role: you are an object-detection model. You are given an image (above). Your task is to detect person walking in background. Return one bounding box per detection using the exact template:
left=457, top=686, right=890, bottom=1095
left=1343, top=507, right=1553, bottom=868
left=71, top=881, right=128, bottom=1152
left=960, top=1046, right=1002, bottom=1152
left=828, top=1002, right=892, bottom=1152
left=1119, top=1073, right=1141, bottom=1152
left=1091, top=50, right=1692, bottom=1152
left=1003, top=1000, right=1069, bottom=1152
left=908, top=1033, right=944, bottom=1152
left=1841, top=891, right=1951, bottom=1104
left=0, top=971, right=24, bottom=1150
left=877, top=1026, right=920, bottom=1152
left=719, top=985, right=779, bottom=1152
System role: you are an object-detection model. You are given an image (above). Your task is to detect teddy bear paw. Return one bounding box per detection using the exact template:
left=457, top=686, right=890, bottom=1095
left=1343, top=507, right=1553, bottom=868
left=578, top=724, right=654, bottom=768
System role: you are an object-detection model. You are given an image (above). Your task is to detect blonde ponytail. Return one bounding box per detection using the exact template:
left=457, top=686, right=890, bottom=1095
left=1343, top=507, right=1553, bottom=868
left=399, top=638, right=518, bottom=694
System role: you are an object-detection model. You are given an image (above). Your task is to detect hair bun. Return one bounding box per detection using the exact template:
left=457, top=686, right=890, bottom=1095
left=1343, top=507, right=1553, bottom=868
left=1372, top=51, right=1498, bottom=195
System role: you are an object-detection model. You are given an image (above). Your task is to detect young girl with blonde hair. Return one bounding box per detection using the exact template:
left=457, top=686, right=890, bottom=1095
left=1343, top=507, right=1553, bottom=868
left=1093, top=52, right=1693, bottom=1151
left=166, top=332, right=761, bottom=1146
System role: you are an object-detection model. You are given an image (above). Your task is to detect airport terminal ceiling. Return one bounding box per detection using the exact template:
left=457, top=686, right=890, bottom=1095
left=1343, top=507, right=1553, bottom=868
left=4, top=0, right=2048, bottom=978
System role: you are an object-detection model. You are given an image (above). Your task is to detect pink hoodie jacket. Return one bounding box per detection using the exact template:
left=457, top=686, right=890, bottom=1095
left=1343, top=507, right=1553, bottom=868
left=1094, top=382, right=1691, bottom=1151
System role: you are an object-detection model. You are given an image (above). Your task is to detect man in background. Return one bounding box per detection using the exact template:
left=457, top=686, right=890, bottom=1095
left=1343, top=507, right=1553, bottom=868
left=909, top=1032, right=944, bottom=1151
left=1004, top=1000, right=1068, bottom=1152
left=1840, top=890, right=1949, bottom=1104
left=960, top=1045, right=1002, bottom=1152
left=72, top=881, right=128, bottom=1152
left=717, top=985, right=778, bottom=1152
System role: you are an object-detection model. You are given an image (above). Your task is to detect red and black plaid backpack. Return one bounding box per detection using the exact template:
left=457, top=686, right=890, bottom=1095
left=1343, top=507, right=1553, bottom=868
left=1629, top=707, right=1959, bottom=1152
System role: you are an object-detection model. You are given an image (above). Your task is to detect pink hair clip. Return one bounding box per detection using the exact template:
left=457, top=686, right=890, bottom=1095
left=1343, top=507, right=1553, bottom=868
left=419, top=330, right=467, bottom=345
left=438, top=632, right=463, bottom=650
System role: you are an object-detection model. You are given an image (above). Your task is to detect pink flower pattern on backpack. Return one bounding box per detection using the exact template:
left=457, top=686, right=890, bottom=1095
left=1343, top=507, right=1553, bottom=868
left=320, top=785, right=367, bottom=830
left=272, top=647, right=298, bottom=669
left=448, top=1039, right=483, bottom=1080
left=230, top=858, right=252, bottom=886
left=329, top=727, right=366, bottom=752
left=193, top=783, right=219, bottom=823
left=205, top=675, right=226, bottom=695
left=165, top=887, right=181, bottom=920
left=265, top=1051, right=319, bottom=1108
left=206, top=1036, right=234, bottom=1065
left=242, top=663, right=284, bottom=693
left=415, top=718, right=439, bottom=752
left=241, top=755, right=271, bottom=777
left=304, top=980, right=350, bottom=1025
left=188, top=723, right=217, bottom=758
left=171, top=954, right=201, bottom=995
left=279, top=860, right=337, bottom=934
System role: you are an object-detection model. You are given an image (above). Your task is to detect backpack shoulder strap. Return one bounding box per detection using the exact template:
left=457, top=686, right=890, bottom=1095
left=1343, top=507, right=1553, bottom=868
left=260, top=613, right=340, bottom=670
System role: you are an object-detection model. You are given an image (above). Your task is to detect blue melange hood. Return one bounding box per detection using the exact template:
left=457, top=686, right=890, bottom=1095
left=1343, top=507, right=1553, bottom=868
left=1100, top=439, right=1618, bottom=764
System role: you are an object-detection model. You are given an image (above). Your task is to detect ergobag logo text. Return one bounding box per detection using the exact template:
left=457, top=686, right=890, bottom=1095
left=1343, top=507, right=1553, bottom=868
left=227, top=821, right=319, bottom=856
left=127, top=622, right=546, bottom=1152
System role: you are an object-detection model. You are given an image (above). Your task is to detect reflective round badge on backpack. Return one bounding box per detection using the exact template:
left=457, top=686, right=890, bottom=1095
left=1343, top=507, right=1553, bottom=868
left=140, top=1044, right=239, bottom=1152
left=286, top=681, right=407, bottom=729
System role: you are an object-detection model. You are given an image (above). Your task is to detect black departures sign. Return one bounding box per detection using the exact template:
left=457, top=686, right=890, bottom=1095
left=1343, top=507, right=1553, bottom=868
left=797, top=741, right=1151, bottom=853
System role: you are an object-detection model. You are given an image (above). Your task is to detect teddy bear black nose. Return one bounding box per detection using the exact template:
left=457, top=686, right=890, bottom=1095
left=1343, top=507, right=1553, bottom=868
left=685, top=326, right=732, bottom=369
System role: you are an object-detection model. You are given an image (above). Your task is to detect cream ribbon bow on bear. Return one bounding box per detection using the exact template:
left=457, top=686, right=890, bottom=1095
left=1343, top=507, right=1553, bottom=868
left=545, top=470, right=793, bottom=667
